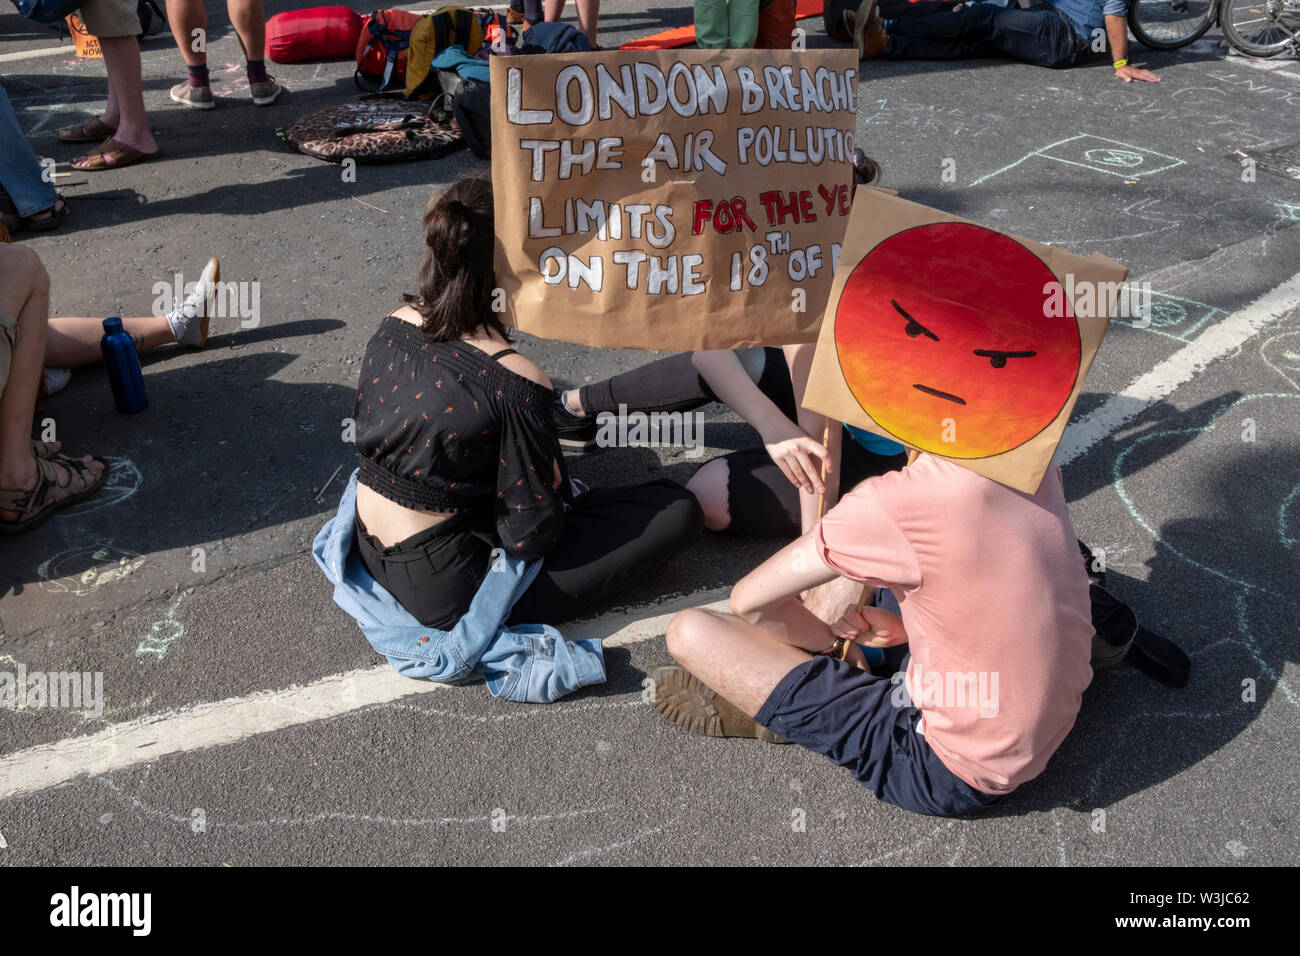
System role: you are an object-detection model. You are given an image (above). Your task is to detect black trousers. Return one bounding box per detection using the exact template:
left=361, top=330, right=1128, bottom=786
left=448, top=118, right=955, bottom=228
left=356, top=480, right=703, bottom=629
left=578, top=349, right=906, bottom=538
left=882, top=1, right=1088, bottom=69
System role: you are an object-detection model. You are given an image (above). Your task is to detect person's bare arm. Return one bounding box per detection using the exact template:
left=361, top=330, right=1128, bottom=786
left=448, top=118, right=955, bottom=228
left=1106, top=14, right=1159, bottom=82
left=728, top=532, right=841, bottom=652
left=691, top=349, right=831, bottom=496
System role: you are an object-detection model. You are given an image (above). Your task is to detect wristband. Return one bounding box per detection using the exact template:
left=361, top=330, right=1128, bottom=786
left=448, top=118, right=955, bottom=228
left=1113, top=59, right=1128, bottom=68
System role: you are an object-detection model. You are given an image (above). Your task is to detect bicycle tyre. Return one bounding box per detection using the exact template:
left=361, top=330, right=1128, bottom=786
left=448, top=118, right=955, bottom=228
left=1221, top=0, right=1299, bottom=56
left=1127, top=0, right=1216, bottom=49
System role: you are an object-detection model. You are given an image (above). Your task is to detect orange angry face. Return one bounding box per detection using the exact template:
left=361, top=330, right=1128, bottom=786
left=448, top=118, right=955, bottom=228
left=834, top=222, right=1081, bottom=459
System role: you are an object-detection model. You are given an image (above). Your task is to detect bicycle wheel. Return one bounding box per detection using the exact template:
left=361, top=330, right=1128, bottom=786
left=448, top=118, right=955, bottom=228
left=1222, top=0, right=1300, bottom=56
left=1127, top=0, right=1217, bottom=49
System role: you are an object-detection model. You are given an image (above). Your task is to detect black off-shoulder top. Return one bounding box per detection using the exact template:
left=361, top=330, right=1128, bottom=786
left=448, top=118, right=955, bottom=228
left=353, top=315, right=569, bottom=560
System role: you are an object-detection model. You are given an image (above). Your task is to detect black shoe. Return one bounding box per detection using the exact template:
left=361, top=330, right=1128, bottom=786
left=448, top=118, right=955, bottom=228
left=551, top=388, right=599, bottom=455
left=851, top=146, right=881, bottom=187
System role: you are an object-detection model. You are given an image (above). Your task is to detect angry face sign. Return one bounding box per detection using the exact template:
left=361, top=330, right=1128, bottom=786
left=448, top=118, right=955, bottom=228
left=833, top=222, right=1082, bottom=460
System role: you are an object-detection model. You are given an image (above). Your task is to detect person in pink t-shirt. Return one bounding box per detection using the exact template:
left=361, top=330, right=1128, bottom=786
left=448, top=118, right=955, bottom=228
left=650, top=450, right=1095, bottom=816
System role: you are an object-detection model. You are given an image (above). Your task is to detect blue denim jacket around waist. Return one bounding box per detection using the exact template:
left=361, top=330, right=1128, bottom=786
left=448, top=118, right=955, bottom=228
left=312, top=470, right=605, bottom=703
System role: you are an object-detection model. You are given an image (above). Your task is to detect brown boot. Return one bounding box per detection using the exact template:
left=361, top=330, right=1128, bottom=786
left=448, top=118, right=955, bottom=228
left=846, top=1, right=889, bottom=59
left=648, top=665, right=789, bottom=743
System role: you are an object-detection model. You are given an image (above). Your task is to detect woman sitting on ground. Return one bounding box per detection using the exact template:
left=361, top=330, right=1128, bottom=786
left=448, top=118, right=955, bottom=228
left=351, top=175, right=703, bottom=628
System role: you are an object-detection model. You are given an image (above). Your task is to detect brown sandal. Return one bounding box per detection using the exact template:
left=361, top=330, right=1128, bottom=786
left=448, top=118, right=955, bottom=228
left=0, top=455, right=109, bottom=535
left=56, top=118, right=118, bottom=143
left=71, top=138, right=160, bottom=172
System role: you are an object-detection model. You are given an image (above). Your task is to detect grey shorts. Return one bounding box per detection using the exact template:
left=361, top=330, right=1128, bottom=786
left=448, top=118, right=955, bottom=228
left=80, top=0, right=141, bottom=38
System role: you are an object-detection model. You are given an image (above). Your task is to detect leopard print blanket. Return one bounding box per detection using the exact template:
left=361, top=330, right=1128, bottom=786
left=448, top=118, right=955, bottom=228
left=281, top=100, right=465, bottom=164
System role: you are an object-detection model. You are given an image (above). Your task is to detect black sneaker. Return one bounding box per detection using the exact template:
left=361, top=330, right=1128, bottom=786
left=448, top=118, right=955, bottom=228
left=851, top=146, right=881, bottom=187
left=551, top=388, right=599, bottom=455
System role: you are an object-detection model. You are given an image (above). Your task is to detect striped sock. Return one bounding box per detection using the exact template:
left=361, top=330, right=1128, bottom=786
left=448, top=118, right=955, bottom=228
left=187, top=64, right=210, bottom=88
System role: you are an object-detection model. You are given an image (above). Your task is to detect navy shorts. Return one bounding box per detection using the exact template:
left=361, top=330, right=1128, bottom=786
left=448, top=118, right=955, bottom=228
left=754, top=646, right=1003, bottom=817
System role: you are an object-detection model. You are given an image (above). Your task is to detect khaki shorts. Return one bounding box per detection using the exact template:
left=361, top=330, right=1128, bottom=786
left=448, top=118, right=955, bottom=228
left=0, top=306, right=16, bottom=399
left=79, top=0, right=141, bottom=38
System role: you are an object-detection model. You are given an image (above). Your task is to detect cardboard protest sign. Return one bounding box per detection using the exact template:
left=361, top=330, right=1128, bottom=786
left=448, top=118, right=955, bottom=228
left=804, top=189, right=1127, bottom=494
left=490, top=50, right=860, bottom=350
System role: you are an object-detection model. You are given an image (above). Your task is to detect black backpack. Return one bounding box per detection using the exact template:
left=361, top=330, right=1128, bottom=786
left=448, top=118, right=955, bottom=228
left=1079, top=540, right=1190, bottom=687
left=450, top=80, right=491, bottom=159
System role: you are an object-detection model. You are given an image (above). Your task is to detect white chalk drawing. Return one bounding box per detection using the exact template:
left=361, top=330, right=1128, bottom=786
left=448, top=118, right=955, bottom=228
left=37, top=544, right=146, bottom=596
left=58, top=457, right=143, bottom=518
left=1111, top=290, right=1227, bottom=344
left=135, top=594, right=189, bottom=662
left=969, top=134, right=1185, bottom=188
left=1261, top=330, right=1300, bottom=391
left=97, top=775, right=620, bottom=835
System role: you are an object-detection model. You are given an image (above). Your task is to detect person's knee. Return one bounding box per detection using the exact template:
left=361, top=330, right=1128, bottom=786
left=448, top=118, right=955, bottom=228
left=0, top=245, right=49, bottom=308
left=686, top=459, right=730, bottom=531
left=665, top=607, right=713, bottom=664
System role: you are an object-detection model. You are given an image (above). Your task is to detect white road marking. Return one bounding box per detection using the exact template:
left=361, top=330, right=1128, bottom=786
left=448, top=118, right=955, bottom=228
left=1057, top=270, right=1300, bottom=466
left=0, top=45, right=70, bottom=64
left=0, top=589, right=728, bottom=802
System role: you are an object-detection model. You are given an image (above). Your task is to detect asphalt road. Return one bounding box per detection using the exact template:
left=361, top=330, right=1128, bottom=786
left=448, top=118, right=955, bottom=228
left=1, top=2, right=1298, bottom=866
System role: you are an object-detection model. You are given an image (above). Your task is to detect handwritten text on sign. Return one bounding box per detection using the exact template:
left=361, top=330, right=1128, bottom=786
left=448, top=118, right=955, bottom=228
left=491, top=51, right=859, bottom=350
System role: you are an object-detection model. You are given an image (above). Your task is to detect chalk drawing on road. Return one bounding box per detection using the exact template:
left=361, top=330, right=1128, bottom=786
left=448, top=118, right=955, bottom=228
left=1114, top=393, right=1299, bottom=602
left=37, top=544, right=145, bottom=596
left=97, top=775, right=621, bottom=836
left=135, top=593, right=189, bottom=662
left=1261, top=329, right=1300, bottom=390
left=969, top=134, right=1185, bottom=188
left=58, top=456, right=143, bottom=518
left=1111, top=290, right=1227, bottom=344
left=1111, top=390, right=1298, bottom=709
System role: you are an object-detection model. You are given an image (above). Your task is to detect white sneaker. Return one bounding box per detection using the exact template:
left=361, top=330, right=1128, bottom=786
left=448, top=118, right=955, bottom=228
left=167, top=257, right=220, bottom=348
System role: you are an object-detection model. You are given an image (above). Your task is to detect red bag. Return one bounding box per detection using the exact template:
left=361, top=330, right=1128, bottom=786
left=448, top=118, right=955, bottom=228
left=354, top=9, right=424, bottom=91
left=754, top=0, right=797, bottom=49
left=266, top=6, right=364, bottom=64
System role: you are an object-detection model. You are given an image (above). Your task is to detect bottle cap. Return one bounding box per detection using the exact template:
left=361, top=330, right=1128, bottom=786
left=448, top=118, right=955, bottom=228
left=103, top=316, right=123, bottom=333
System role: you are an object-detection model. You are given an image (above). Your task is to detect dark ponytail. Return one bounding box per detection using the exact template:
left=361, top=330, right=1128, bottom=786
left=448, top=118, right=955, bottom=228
left=403, top=175, right=510, bottom=342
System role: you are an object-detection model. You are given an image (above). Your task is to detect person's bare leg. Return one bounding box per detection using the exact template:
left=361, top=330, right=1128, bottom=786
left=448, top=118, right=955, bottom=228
left=685, top=458, right=731, bottom=531
left=544, top=0, right=565, bottom=20
left=576, top=0, right=598, bottom=45
left=228, top=0, right=267, bottom=61
left=97, top=36, right=157, bottom=155
left=165, top=0, right=209, bottom=67
left=666, top=608, right=810, bottom=717
left=45, top=315, right=173, bottom=369
left=0, top=248, right=103, bottom=516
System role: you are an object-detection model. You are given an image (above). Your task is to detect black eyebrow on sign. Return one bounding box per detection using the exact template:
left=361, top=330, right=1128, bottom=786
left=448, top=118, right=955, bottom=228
left=974, top=349, right=1038, bottom=359
left=974, top=349, right=1038, bottom=368
left=892, top=299, right=939, bottom=342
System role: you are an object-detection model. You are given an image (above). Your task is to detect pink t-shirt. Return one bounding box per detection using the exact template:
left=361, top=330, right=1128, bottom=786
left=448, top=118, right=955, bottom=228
left=814, top=453, right=1094, bottom=795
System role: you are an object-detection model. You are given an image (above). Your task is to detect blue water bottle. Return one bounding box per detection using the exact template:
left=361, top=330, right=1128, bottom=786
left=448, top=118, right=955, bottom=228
left=100, top=316, right=148, bottom=414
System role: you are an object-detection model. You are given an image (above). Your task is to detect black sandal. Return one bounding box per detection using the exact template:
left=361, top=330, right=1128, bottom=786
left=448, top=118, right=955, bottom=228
left=24, top=195, right=69, bottom=233
left=0, top=455, right=109, bottom=536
